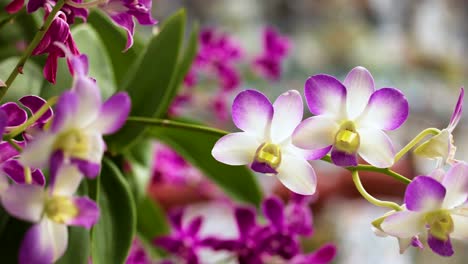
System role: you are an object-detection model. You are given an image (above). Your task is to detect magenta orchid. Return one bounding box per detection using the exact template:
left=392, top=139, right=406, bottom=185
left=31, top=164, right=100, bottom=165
left=415, top=88, right=464, bottom=165
left=292, top=66, right=409, bottom=168
left=20, top=53, right=131, bottom=178
left=211, top=89, right=327, bottom=195
left=376, top=163, right=468, bottom=257
left=1, top=162, right=99, bottom=264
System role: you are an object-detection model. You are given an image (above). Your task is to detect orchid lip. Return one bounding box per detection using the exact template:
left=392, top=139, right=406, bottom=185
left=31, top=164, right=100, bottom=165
left=424, top=209, right=454, bottom=241
left=45, top=195, right=78, bottom=224
left=334, top=120, right=360, bottom=153
left=251, top=143, right=281, bottom=174
left=53, top=129, right=89, bottom=158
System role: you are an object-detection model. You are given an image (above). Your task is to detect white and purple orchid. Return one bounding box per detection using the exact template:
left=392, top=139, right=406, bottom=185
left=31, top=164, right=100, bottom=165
left=1, top=162, right=99, bottom=263
left=211, top=89, right=327, bottom=195
left=377, top=163, right=468, bottom=257
left=20, top=53, right=131, bottom=178
left=292, top=66, right=409, bottom=168
left=414, top=88, right=464, bottom=165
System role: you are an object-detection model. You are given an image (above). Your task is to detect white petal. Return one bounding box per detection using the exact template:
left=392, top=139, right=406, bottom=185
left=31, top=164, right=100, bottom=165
left=1, top=184, right=45, bottom=222
left=231, top=90, right=273, bottom=137
left=270, top=90, right=303, bottom=143
left=84, top=132, right=106, bottom=163
left=451, top=214, right=468, bottom=239
left=211, top=132, right=259, bottom=165
left=52, top=164, right=84, bottom=196
left=344, top=66, right=375, bottom=119
left=19, top=133, right=55, bottom=169
left=275, top=153, right=317, bottom=195
left=357, top=127, right=395, bottom=168
left=292, top=116, right=338, bottom=150
left=441, top=163, right=468, bottom=209
left=72, top=77, right=101, bottom=127
left=381, top=211, right=424, bottom=238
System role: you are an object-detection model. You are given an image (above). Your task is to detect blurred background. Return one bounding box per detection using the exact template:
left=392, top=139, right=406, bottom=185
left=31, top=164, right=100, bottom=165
left=147, top=1, right=468, bottom=263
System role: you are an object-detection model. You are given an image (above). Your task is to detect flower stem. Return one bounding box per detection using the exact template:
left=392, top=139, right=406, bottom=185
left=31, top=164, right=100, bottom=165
left=394, top=127, right=441, bottom=163
left=351, top=170, right=402, bottom=211
left=320, top=155, right=412, bottom=184
left=126, top=116, right=229, bottom=137
left=6, top=96, right=58, bottom=139
left=0, top=0, right=65, bottom=101
left=6, top=138, right=22, bottom=152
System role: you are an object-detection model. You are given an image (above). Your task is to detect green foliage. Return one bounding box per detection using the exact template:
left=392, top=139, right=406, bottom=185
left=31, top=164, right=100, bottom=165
left=56, top=227, right=90, bottom=264
left=0, top=57, right=42, bottom=102
left=137, top=196, right=170, bottom=242
left=107, top=9, right=199, bottom=153
left=91, top=158, right=136, bottom=264
left=148, top=125, right=263, bottom=206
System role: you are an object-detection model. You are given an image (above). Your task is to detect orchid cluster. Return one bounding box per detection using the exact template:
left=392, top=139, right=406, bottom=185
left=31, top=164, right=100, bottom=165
left=5, top=0, right=157, bottom=83
left=0, top=47, right=131, bottom=262
left=152, top=195, right=336, bottom=264
left=212, top=65, right=467, bottom=257
left=170, top=27, right=291, bottom=122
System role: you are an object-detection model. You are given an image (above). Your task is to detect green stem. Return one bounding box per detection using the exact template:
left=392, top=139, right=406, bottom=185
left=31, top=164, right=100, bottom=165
left=351, top=170, right=402, bottom=211
left=321, top=155, right=411, bottom=184
left=394, top=127, right=441, bottom=163
left=0, top=0, right=65, bottom=101
left=126, top=116, right=229, bottom=137
left=6, top=138, right=22, bottom=152
left=6, top=96, right=58, bottom=139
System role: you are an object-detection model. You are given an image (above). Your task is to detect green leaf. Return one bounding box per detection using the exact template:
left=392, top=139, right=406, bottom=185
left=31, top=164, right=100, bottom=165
left=0, top=217, right=31, bottom=263
left=0, top=57, right=43, bottom=103
left=91, top=158, right=136, bottom=264
left=87, top=11, right=144, bottom=86
left=148, top=125, right=263, bottom=206
left=106, top=9, right=187, bottom=152
left=40, top=24, right=116, bottom=100
left=56, top=227, right=90, bottom=264
left=137, top=196, right=169, bottom=241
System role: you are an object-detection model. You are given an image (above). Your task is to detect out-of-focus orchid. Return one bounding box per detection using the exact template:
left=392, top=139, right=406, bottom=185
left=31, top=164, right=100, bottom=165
left=153, top=209, right=205, bottom=264
left=415, top=88, right=464, bottom=165
left=99, top=0, right=158, bottom=51
left=253, top=27, right=291, bottom=81
left=212, top=89, right=327, bottom=195
left=20, top=53, right=131, bottom=178
left=28, top=0, right=88, bottom=23
left=293, top=66, right=409, bottom=168
left=1, top=162, right=99, bottom=263
left=375, top=163, right=468, bottom=257
left=125, top=238, right=152, bottom=264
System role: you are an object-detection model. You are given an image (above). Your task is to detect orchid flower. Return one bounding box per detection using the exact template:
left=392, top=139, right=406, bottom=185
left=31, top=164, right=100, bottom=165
left=1, top=162, right=99, bottom=263
left=211, top=89, right=327, bottom=195
left=414, top=88, right=464, bottom=165
left=20, top=53, right=131, bottom=178
left=100, top=0, right=158, bottom=51
left=376, top=163, right=468, bottom=256
left=292, top=66, right=409, bottom=168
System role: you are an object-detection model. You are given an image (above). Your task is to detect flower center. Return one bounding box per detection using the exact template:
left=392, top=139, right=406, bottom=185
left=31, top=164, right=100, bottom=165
left=334, top=120, right=360, bottom=153
left=251, top=143, right=282, bottom=174
left=53, top=129, right=89, bottom=158
left=424, top=209, right=454, bottom=241
left=45, top=196, right=78, bottom=224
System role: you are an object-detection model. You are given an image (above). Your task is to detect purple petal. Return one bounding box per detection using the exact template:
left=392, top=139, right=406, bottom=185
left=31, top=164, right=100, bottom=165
left=19, top=95, right=53, bottom=124
left=304, top=74, right=347, bottom=117
left=5, top=0, right=24, bottom=14
left=90, top=92, right=131, bottom=134
left=293, top=243, right=337, bottom=264
left=1, top=184, right=45, bottom=222
left=427, top=234, right=454, bottom=257
left=0, top=140, right=23, bottom=163
left=251, top=160, right=278, bottom=174
left=185, top=216, right=203, bottom=236
left=405, top=176, right=446, bottom=211
left=43, top=52, right=60, bottom=84
left=441, top=162, right=468, bottom=208
left=0, top=102, right=27, bottom=129
left=153, top=236, right=183, bottom=253
left=169, top=208, right=184, bottom=231
left=19, top=219, right=68, bottom=264
left=31, top=169, right=45, bottom=186
left=109, top=13, right=135, bottom=51
left=0, top=109, right=6, bottom=136
left=70, top=158, right=101, bottom=179
left=232, top=89, right=273, bottom=136
left=331, top=147, right=357, bottom=167
left=262, top=196, right=285, bottom=228
left=344, top=66, right=375, bottom=119
left=68, top=54, right=89, bottom=77
left=1, top=160, right=43, bottom=185
left=26, top=0, right=45, bottom=13
left=49, top=151, right=65, bottom=189
left=234, top=207, right=256, bottom=238
left=52, top=91, right=78, bottom=132
left=358, top=88, right=409, bottom=131
left=67, top=197, right=100, bottom=228
left=357, top=127, right=395, bottom=168
left=448, top=88, right=464, bottom=131
left=270, top=90, right=303, bottom=143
